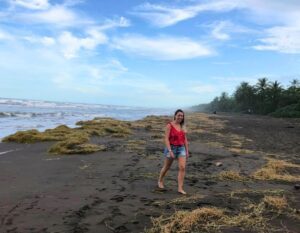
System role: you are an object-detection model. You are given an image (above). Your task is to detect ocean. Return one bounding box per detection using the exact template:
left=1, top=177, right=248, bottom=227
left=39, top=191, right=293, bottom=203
left=0, top=98, right=173, bottom=140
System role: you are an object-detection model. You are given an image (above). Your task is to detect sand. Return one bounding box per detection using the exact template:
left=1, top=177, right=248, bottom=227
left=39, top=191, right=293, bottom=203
left=0, top=113, right=299, bottom=233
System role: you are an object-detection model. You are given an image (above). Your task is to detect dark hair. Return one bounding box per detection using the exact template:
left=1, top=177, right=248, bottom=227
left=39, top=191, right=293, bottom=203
left=174, top=109, right=185, bottom=127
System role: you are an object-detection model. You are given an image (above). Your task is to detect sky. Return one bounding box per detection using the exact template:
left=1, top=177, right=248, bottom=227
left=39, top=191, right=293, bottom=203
left=0, top=0, right=300, bottom=108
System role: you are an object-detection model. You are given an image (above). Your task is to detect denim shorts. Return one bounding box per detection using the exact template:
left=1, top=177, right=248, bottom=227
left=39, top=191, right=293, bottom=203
left=164, top=145, right=186, bottom=159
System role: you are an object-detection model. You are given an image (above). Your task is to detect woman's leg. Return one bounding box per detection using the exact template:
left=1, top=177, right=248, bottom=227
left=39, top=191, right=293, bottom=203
left=177, top=157, right=186, bottom=194
left=158, top=158, right=173, bottom=188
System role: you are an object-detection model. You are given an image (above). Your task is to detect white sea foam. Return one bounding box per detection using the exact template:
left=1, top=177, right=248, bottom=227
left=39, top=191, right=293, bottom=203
left=0, top=150, right=15, bottom=155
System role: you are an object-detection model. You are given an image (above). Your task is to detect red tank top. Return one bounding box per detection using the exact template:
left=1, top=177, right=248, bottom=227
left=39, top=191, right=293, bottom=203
left=168, top=123, right=186, bottom=146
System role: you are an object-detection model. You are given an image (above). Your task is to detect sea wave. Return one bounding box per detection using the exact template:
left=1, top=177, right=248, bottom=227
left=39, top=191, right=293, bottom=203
left=0, top=111, right=74, bottom=118
left=0, top=98, right=149, bottom=110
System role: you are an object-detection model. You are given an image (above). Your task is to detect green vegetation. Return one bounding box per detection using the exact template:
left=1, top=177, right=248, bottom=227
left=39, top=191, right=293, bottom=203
left=194, top=78, right=300, bottom=117
left=2, top=118, right=130, bottom=155
left=2, top=125, right=73, bottom=143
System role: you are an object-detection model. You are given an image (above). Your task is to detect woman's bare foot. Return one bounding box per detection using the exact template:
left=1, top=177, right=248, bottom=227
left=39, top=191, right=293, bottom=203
left=158, top=181, right=164, bottom=189
left=178, top=190, right=187, bottom=195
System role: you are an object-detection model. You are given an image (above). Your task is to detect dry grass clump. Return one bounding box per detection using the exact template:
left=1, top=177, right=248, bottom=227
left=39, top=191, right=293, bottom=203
left=205, top=141, right=224, bottom=148
left=218, top=170, right=246, bottom=181
left=263, top=196, right=288, bottom=210
left=2, top=125, right=75, bottom=143
left=147, top=204, right=271, bottom=233
left=147, top=207, right=225, bottom=233
left=148, top=188, right=297, bottom=233
left=229, top=148, right=255, bottom=154
left=226, top=201, right=268, bottom=233
left=3, top=118, right=132, bottom=154
left=2, top=124, right=107, bottom=155
left=2, top=125, right=72, bottom=143
left=147, top=195, right=287, bottom=233
left=229, top=189, right=285, bottom=198
left=253, top=158, right=300, bottom=182
left=44, top=125, right=72, bottom=137
left=131, top=115, right=169, bottom=133
left=76, top=117, right=131, bottom=137
left=185, top=113, right=226, bottom=132
left=125, top=140, right=146, bottom=153
left=225, top=133, right=255, bottom=154
left=49, top=133, right=105, bottom=154
left=2, top=129, right=48, bottom=143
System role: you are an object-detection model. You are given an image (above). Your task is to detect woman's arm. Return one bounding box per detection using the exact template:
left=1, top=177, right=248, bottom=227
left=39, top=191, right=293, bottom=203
left=165, top=124, right=174, bottom=158
left=184, top=135, right=189, bottom=158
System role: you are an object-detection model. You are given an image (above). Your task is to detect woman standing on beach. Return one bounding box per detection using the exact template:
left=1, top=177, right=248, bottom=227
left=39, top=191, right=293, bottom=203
left=158, top=109, right=189, bottom=195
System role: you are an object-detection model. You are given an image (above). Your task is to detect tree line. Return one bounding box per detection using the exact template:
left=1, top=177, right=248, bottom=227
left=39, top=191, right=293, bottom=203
left=194, top=78, right=300, bottom=117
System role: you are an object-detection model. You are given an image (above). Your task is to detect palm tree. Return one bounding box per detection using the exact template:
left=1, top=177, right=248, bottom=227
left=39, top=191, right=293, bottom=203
left=234, top=82, right=255, bottom=111
left=268, top=81, right=283, bottom=110
left=255, top=78, right=269, bottom=95
left=290, top=79, right=300, bottom=88
left=255, top=78, right=270, bottom=113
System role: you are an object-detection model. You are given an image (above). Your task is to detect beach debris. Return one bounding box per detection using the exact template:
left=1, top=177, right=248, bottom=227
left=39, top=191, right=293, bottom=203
left=253, top=158, right=300, bottom=182
left=263, top=196, right=288, bottom=210
left=218, top=170, right=246, bottom=181
left=79, top=165, right=89, bottom=170
left=215, top=162, right=223, bottom=167
left=2, top=118, right=130, bottom=154
left=44, top=158, right=61, bottom=161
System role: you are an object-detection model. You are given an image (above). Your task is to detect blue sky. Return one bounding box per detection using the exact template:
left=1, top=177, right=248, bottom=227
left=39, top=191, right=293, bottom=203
left=0, top=0, right=300, bottom=108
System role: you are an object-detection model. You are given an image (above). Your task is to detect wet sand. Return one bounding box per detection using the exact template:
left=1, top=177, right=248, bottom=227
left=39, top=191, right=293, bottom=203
left=0, top=113, right=299, bottom=233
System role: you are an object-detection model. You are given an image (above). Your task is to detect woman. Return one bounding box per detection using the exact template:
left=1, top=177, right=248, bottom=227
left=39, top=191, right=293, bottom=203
left=158, top=109, right=189, bottom=195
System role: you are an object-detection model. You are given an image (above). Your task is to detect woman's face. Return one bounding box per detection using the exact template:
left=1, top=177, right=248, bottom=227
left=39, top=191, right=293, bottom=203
left=174, top=112, right=184, bottom=124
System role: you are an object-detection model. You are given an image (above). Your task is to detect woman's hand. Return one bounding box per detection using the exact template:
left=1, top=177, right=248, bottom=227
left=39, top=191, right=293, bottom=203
left=169, top=150, right=175, bottom=159
left=186, top=150, right=189, bottom=159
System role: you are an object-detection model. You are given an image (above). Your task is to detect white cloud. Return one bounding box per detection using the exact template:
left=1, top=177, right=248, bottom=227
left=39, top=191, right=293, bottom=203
left=52, top=71, right=105, bottom=94
left=112, top=34, right=213, bottom=60
left=105, top=59, right=128, bottom=72
left=132, top=1, right=239, bottom=27
left=253, top=26, right=300, bottom=54
left=211, top=21, right=231, bottom=41
left=241, top=0, right=300, bottom=26
left=11, top=0, right=50, bottom=10
left=129, top=0, right=300, bottom=61
left=0, top=15, right=130, bottom=59
left=205, top=20, right=257, bottom=41
left=132, top=0, right=300, bottom=54
left=3, top=2, right=132, bottom=31
left=245, top=0, right=300, bottom=54
left=86, top=59, right=128, bottom=81
left=41, top=36, right=55, bottom=46
left=16, top=5, right=91, bottom=27
left=133, top=0, right=300, bottom=28
left=58, top=29, right=107, bottom=59
left=23, top=35, right=55, bottom=46
left=0, top=29, right=13, bottom=40
left=98, top=17, right=131, bottom=30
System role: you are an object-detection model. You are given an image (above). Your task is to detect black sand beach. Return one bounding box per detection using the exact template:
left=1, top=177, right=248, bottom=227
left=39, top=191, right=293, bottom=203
left=0, top=113, right=300, bottom=233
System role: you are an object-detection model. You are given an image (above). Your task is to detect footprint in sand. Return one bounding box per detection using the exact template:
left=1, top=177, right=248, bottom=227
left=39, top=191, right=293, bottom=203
left=110, top=195, right=125, bottom=202
left=96, top=187, right=106, bottom=192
